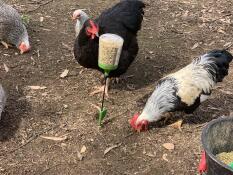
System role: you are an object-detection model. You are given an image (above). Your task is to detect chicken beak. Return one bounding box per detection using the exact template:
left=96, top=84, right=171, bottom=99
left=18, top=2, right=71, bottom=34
left=96, top=32, right=99, bottom=37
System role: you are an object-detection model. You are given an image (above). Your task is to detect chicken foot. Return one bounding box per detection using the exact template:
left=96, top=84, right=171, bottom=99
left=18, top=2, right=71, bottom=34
left=1, top=41, right=13, bottom=49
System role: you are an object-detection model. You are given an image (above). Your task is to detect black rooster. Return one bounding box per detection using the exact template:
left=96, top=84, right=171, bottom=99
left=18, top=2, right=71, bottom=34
left=73, top=0, right=145, bottom=96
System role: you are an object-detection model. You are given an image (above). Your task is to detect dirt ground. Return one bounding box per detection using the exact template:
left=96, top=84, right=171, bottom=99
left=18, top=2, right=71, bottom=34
left=0, top=0, right=233, bottom=174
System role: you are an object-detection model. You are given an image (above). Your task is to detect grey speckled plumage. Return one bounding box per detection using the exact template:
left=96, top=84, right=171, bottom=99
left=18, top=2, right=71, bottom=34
left=0, top=0, right=29, bottom=48
left=0, top=84, right=6, bottom=119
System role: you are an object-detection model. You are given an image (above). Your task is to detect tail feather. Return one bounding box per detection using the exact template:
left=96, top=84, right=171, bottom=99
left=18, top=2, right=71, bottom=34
left=199, top=50, right=233, bottom=82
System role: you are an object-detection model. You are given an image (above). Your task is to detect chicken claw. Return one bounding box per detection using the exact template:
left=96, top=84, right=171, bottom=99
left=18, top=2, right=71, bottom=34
left=1, top=41, right=13, bottom=49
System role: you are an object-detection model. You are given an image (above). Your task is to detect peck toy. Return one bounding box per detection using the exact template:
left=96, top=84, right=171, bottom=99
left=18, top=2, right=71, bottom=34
left=97, top=33, right=124, bottom=125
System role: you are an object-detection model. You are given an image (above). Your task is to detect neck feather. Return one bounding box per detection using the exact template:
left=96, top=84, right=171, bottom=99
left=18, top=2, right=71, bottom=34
left=75, top=14, right=89, bottom=37
left=138, top=78, right=178, bottom=123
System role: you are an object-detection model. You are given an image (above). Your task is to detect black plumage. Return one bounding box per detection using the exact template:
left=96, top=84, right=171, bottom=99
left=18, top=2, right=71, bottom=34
left=74, top=0, right=145, bottom=78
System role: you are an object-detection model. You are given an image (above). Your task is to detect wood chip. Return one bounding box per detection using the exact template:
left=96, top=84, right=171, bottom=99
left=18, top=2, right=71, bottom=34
left=219, top=89, right=233, bottom=95
left=191, top=42, right=199, bottom=50
left=60, top=69, right=69, bottom=78
left=224, top=42, right=232, bottom=47
left=208, top=41, right=215, bottom=46
left=162, top=153, right=169, bottom=162
left=145, top=152, right=156, bottom=157
left=3, top=63, right=9, bottom=72
left=80, top=145, right=87, bottom=153
left=40, top=135, right=67, bottom=141
left=104, top=143, right=121, bottom=156
left=39, top=16, right=44, bottom=22
left=62, top=42, right=73, bottom=51
left=28, top=86, right=47, bottom=90
left=182, top=10, right=189, bottom=18
left=229, top=111, right=233, bottom=117
left=77, top=151, right=83, bottom=161
left=169, top=119, right=183, bottom=131
left=163, top=143, right=175, bottom=150
left=149, top=51, right=154, bottom=54
left=42, top=28, right=51, bottom=32
left=217, top=28, right=226, bottom=34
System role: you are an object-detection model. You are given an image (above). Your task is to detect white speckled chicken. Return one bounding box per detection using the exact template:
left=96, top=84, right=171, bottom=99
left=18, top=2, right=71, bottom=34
left=0, top=84, right=6, bottom=119
left=0, top=0, right=30, bottom=54
left=130, top=50, right=233, bottom=132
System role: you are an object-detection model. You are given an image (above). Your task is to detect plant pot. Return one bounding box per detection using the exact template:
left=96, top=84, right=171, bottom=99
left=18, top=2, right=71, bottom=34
left=201, top=117, right=233, bottom=175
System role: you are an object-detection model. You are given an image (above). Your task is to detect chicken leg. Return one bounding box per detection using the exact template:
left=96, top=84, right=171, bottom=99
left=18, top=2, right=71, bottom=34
left=90, top=78, right=110, bottom=97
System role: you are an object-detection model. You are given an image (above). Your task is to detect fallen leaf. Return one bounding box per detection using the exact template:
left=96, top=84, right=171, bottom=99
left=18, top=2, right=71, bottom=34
left=224, top=42, right=232, bottom=47
left=182, top=10, right=189, bottom=18
left=40, top=16, right=44, bottom=22
left=42, top=28, right=51, bottom=31
left=219, top=89, right=233, bottom=95
left=60, top=69, right=69, bottom=78
left=127, top=84, right=135, bottom=90
left=145, top=152, right=156, bottom=157
left=3, top=63, right=9, bottom=72
left=77, top=151, right=83, bottom=161
left=163, top=143, right=175, bottom=150
left=208, top=41, right=215, bottom=46
left=230, top=111, right=233, bottom=117
left=217, top=28, right=226, bottom=34
left=162, top=153, right=169, bottom=162
left=104, top=143, right=121, bottom=156
left=149, top=51, right=154, bottom=54
left=80, top=145, right=87, bottom=153
left=143, top=148, right=146, bottom=154
left=62, top=42, right=73, bottom=51
left=207, top=106, right=221, bottom=111
left=40, top=135, right=67, bottom=141
left=79, top=69, right=84, bottom=74
left=61, top=143, right=67, bottom=147
left=169, top=119, right=183, bottom=131
left=191, top=42, right=199, bottom=50
left=28, top=86, right=47, bottom=90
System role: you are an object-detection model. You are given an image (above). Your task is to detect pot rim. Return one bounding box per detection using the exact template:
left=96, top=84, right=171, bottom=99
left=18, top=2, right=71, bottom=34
left=201, top=117, right=233, bottom=173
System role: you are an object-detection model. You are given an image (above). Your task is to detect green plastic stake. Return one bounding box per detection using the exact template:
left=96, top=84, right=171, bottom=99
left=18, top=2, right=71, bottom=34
left=98, top=107, right=107, bottom=125
left=98, top=71, right=109, bottom=125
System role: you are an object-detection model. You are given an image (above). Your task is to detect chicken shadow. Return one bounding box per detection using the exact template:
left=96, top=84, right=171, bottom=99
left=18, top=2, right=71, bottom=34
left=112, top=52, right=183, bottom=91
left=0, top=84, right=31, bottom=141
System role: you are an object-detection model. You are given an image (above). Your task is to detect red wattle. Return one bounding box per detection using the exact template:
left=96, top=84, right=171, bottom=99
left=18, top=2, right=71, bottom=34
left=130, top=113, right=139, bottom=130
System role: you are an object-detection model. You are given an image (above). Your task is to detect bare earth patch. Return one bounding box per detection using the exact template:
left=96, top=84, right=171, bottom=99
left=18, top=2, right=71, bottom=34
left=0, top=0, right=233, bottom=174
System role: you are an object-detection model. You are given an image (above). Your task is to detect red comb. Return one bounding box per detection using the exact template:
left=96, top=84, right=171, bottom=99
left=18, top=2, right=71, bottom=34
left=130, top=113, right=139, bottom=130
left=198, top=151, right=207, bottom=174
left=87, top=20, right=99, bottom=35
